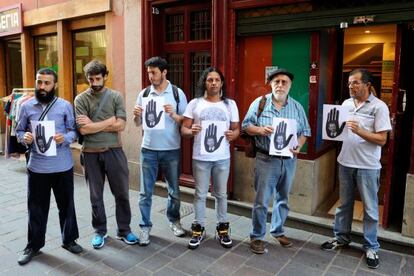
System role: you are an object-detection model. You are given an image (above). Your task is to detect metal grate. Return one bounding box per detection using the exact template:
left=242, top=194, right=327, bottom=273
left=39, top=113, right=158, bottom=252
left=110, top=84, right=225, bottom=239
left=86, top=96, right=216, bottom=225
left=190, top=10, right=211, bottom=41
left=159, top=203, right=194, bottom=218
left=191, top=52, right=211, bottom=97
left=166, top=53, right=184, bottom=89
left=166, top=14, right=184, bottom=42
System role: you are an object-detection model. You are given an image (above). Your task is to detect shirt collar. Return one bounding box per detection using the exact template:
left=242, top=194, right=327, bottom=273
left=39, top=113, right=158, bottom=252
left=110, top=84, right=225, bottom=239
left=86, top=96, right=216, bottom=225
left=149, top=80, right=172, bottom=95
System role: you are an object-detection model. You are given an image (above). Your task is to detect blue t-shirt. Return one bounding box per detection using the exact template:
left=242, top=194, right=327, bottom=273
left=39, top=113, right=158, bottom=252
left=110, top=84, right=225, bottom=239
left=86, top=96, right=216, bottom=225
left=136, top=81, right=188, bottom=150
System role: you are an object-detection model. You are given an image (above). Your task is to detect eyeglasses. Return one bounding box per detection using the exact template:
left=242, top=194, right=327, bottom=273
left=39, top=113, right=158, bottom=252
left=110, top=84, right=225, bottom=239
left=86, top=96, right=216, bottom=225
left=271, top=79, right=289, bottom=86
left=347, top=81, right=364, bottom=86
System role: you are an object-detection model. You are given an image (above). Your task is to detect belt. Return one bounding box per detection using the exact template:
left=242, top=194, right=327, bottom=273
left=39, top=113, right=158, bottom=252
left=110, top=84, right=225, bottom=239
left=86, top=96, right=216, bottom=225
left=256, top=148, right=291, bottom=159
left=82, top=146, right=122, bottom=153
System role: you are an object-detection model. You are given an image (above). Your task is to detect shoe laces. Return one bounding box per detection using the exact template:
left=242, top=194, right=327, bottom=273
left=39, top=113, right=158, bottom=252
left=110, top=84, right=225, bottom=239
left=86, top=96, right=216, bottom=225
left=366, top=249, right=378, bottom=260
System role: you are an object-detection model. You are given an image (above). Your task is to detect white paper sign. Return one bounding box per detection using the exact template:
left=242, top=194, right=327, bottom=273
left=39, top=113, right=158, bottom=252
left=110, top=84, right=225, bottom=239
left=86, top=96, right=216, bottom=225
left=142, top=97, right=165, bottom=130
left=269, top=118, right=297, bottom=158
left=200, top=120, right=227, bottom=155
left=322, top=104, right=350, bottom=141
left=31, top=120, right=56, bottom=156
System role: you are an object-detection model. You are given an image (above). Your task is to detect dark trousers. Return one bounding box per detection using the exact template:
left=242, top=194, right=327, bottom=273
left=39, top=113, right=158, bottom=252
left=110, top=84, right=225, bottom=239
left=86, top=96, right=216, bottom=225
left=83, top=148, right=131, bottom=236
left=27, top=168, right=79, bottom=251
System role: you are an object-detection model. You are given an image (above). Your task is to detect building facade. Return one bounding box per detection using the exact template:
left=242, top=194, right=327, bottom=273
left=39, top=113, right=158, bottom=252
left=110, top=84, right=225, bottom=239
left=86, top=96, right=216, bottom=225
left=1, top=0, right=414, bottom=238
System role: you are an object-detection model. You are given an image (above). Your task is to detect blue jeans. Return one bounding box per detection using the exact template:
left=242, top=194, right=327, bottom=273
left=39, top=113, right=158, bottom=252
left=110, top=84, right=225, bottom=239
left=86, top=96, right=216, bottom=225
left=251, top=152, right=297, bottom=240
left=193, top=159, right=230, bottom=227
left=334, top=164, right=380, bottom=250
left=139, top=148, right=181, bottom=228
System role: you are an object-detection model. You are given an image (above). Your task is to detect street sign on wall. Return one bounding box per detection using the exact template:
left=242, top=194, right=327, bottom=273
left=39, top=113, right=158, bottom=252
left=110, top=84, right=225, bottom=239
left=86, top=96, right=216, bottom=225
left=0, top=4, right=22, bottom=37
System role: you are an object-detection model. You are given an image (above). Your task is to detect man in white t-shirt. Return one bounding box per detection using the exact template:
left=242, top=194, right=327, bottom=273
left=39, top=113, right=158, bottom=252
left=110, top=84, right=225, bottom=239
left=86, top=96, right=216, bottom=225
left=181, top=67, right=240, bottom=249
left=321, top=69, right=391, bottom=270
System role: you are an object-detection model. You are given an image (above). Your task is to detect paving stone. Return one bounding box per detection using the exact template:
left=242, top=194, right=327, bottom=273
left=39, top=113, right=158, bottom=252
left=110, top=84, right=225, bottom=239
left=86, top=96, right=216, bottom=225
left=122, top=265, right=152, bottom=276
left=47, top=260, right=87, bottom=275
left=101, top=247, right=144, bottom=272
left=400, top=255, right=414, bottom=276
left=354, top=268, right=381, bottom=276
left=206, top=252, right=248, bottom=275
left=371, top=249, right=403, bottom=276
left=291, top=247, right=334, bottom=271
left=153, top=266, right=189, bottom=276
left=160, top=242, right=189, bottom=258
left=76, top=261, right=121, bottom=276
left=245, top=250, right=290, bottom=274
left=326, top=265, right=355, bottom=276
left=277, top=260, right=324, bottom=276
left=140, top=252, right=172, bottom=272
left=233, top=265, right=273, bottom=276
left=169, top=250, right=216, bottom=275
left=332, top=253, right=361, bottom=271
left=231, top=242, right=253, bottom=258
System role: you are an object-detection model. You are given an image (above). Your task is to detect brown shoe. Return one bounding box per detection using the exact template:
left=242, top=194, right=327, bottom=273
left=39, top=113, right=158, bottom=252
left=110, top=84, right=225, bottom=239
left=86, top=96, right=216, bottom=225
left=250, top=239, right=265, bottom=254
left=274, top=235, right=293, bottom=247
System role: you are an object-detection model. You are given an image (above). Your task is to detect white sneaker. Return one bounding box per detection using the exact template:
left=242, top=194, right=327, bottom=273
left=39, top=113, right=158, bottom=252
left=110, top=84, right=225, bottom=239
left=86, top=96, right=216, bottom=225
left=139, top=227, right=151, bottom=246
left=170, top=221, right=185, bottom=237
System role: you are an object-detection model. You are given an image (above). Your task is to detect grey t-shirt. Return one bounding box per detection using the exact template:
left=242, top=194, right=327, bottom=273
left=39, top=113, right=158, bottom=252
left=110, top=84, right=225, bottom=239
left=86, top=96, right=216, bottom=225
left=74, top=88, right=126, bottom=149
left=337, top=94, right=391, bottom=169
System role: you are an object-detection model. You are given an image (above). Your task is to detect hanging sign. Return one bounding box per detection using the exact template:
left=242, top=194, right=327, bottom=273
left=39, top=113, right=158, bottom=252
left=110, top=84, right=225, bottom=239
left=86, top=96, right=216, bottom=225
left=0, top=4, right=22, bottom=37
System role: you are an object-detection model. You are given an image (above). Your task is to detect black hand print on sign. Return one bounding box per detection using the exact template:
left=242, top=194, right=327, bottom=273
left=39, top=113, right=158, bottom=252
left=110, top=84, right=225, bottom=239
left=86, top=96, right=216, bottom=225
left=204, top=123, right=224, bottom=153
left=145, top=99, right=163, bottom=128
left=326, top=107, right=346, bottom=138
left=35, top=124, right=53, bottom=153
left=273, top=121, right=293, bottom=150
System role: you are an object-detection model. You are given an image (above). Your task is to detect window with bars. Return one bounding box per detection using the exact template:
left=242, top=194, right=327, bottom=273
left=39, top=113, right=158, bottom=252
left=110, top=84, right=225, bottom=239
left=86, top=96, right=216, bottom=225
left=191, top=52, right=211, bottom=97
left=166, top=14, right=184, bottom=42
left=166, top=53, right=184, bottom=89
left=190, top=10, right=211, bottom=40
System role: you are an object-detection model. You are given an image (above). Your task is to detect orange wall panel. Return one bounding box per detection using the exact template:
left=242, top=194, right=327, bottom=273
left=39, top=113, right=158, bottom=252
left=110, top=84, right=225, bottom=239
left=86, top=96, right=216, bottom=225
left=237, top=35, right=272, bottom=119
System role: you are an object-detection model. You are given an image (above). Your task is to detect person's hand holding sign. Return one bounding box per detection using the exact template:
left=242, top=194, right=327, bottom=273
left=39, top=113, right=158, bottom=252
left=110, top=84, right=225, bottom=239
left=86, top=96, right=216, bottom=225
left=273, top=121, right=293, bottom=150
left=145, top=99, right=163, bottom=127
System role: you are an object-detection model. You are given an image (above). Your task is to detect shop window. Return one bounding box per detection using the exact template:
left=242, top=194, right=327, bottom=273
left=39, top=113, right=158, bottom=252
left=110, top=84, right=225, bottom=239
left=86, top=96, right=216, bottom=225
left=34, top=35, right=58, bottom=73
left=190, top=52, right=211, bottom=97
left=4, top=39, right=22, bottom=93
left=166, top=14, right=184, bottom=42
left=190, top=10, right=211, bottom=40
left=72, top=29, right=106, bottom=96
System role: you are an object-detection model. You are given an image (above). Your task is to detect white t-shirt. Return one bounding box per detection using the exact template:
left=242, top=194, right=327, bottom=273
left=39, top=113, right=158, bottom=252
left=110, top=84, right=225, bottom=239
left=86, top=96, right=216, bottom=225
left=183, top=98, right=239, bottom=161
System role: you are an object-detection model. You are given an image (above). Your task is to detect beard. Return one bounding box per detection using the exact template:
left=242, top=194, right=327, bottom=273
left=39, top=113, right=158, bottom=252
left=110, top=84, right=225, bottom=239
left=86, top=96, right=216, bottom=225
left=91, top=85, right=104, bottom=92
left=35, top=88, right=55, bottom=103
left=272, top=90, right=287, bottom=102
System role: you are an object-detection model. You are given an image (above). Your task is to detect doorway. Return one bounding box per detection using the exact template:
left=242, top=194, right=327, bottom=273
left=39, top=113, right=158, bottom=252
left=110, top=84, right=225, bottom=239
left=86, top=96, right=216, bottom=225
left=329, top=23, right=414, bottom=230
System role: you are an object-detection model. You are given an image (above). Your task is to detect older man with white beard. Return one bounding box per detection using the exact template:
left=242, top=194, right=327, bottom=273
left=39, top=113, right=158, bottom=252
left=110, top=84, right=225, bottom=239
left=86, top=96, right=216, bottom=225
left=242, top=68, right=311, bottom=254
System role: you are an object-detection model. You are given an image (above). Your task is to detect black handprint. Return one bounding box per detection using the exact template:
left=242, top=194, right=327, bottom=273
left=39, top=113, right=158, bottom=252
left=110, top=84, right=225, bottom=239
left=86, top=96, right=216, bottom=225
left=35, top=124, right=53, bottom=153
left=326, top=107, right=346, bottom=138
left=273, top=121, right=293, bottom=150
left=145, top=99, right=163, bottom=128
left=204, top=123, right=224, bottom=153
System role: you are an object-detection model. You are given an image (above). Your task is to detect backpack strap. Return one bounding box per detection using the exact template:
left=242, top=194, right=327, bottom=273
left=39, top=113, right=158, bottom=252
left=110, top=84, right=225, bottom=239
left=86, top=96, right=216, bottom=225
left=257, top=95, right=267, bottom=118
left=39, top=97, right=58, bottom=121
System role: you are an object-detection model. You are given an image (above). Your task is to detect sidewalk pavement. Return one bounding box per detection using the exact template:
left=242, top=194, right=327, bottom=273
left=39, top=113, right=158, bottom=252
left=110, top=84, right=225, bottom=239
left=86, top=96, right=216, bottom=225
left=0, top=157, right=413, bottom=276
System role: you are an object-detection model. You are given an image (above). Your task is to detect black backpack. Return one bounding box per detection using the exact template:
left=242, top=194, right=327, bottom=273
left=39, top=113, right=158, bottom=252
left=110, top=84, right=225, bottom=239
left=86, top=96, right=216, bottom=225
left=143, top=84, right=180, bottom=113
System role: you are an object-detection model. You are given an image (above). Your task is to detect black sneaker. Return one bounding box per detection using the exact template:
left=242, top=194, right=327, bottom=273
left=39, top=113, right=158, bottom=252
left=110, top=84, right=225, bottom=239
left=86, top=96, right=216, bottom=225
left=62, top=241, right=84, bottom=254
left=17, top=248, right=38, bottom=265
left=216, top=222, right=232, bottom=248
left=321, top=238, right=346, bottom=251
left=366, top=249, right=379, bottom=269
left=188, top=223, right=205, bottom=250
